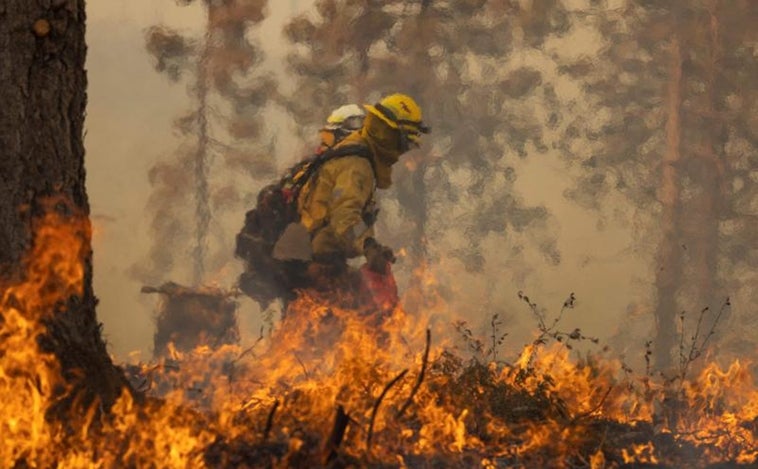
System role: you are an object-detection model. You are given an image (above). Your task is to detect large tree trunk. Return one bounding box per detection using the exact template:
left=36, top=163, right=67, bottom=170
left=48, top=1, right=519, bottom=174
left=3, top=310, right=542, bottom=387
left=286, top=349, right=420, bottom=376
left=0, top=0, right=127, bottom=412
left=653, top=35, right=684, bottom=370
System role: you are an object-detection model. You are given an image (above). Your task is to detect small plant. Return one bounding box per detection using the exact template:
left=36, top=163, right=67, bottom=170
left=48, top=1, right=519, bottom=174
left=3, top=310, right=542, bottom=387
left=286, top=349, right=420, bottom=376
left=489, top=313, right=508, bottom=363
left=453, top=312, right=509, bottom=364
left=675, top=297, right=731, bottom=387
left=517, top=291, right=598, bottom=367
left=453, top=319, right=486, bottom=359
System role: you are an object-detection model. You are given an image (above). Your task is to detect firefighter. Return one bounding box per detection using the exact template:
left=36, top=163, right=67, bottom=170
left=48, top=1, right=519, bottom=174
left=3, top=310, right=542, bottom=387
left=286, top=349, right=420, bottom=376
left=285, top=93, right=430, bottom=300
left=238, top=94, right=429, bottom=313
left=238, top=104, right=369, bottom=309
left=317, top=103, right=366, bottom=152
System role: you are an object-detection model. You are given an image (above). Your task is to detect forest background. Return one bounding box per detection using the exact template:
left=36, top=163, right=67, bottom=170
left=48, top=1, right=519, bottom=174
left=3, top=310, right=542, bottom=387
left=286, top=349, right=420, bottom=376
left=86, top=0, right=756, bottom=370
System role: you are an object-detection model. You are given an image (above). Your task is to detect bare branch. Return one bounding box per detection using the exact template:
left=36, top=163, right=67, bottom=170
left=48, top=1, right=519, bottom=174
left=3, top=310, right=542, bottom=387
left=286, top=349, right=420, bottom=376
left=262, top=400, right=279, bottom=442
left=397, top=329, right=431, bottom=419
left=366, top=369, right=409, bottom=455
left=323, top=405, right=350, bottom=465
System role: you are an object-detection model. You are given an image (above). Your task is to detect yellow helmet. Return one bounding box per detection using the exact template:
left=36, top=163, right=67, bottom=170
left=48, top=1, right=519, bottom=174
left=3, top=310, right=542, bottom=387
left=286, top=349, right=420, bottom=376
left=364, top=93, right=430, bottom=151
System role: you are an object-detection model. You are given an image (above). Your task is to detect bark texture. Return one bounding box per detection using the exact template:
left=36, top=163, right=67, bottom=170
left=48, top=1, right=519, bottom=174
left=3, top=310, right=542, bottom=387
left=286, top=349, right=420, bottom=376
left=0, top=0, right=127, bottom=411
left=687, top=2, right=724, bottom=314
left=653, top=36, right=683, bottom=369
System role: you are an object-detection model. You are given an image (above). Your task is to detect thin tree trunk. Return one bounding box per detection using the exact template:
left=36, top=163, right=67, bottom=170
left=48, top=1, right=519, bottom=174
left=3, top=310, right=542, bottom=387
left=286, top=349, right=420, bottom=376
left=688, top=0, right=724, bottom=313
left=0, top=0, right=127, bottom=412
left=192, top=5, right=212, bottom=285
left=653, top=35, right=684, bottom=370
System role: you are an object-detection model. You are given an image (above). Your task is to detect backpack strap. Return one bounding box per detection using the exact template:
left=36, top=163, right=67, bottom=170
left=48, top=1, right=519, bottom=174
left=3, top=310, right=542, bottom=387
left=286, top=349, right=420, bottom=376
left=323, top=143, right=372, bottom=160
left=292, top=143, right=373, bottom=193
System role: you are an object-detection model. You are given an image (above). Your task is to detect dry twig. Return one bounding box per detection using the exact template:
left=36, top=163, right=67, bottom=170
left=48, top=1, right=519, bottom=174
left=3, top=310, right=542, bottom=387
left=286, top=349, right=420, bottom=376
left=571, top=386, right=613, bottom=423
left=323, top=405, right=350, bottom=465
left=262, top=400, right=279, bottom=442
left=397, top=329, right=431, bottom=419
left=366, top=369, right=408, bottom=455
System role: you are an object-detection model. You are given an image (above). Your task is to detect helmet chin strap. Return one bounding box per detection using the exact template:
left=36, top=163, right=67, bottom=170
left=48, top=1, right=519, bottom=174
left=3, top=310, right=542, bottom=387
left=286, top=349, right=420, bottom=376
left=398, top=127, right=409, bottom=153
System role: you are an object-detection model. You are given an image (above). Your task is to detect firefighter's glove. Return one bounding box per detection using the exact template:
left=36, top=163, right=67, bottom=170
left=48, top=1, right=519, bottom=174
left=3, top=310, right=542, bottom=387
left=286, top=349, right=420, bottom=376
left=364, top=238, right=395, bottom=275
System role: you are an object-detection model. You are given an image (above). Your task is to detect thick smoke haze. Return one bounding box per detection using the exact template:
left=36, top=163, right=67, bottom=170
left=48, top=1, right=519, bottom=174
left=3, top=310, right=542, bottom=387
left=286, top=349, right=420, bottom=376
left=87, top=1, right=319, bottom=359
left=85, top=0, right=753, bottom=371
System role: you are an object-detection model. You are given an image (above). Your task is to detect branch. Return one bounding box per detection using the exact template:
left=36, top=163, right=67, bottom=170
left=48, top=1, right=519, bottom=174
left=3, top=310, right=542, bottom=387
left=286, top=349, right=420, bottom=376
left=366, top=369, right=408, bottom=455
left=233, top=335, right=264, bottom=364
left=262, top=400, right=279, bottom=442
left=323, top=405, right=350, bottom=465
left=397, top=329, right=431, bottom=419
left=293, top=352, right=310, bottom=379
left=571, top=386, right=613, bottom=423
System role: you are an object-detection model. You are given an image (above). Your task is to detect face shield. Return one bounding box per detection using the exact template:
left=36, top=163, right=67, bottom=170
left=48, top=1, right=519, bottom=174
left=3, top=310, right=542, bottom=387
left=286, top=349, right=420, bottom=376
left=341, top=114, right=365, bottom=132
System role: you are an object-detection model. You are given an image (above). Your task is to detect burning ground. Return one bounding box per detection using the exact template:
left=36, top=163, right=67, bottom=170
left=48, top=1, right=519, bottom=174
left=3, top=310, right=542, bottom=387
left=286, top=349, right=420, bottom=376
left=2, top=214, right=757, bottom=468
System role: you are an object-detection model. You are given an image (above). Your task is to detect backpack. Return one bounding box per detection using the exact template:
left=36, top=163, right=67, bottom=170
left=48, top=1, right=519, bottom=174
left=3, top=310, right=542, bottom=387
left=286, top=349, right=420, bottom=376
left=234, top=144, right=373, bottom=266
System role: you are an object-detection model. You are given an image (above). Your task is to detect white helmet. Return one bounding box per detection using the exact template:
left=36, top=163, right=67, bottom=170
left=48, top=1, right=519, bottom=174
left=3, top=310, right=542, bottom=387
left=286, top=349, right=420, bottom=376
left=325, top=104, right=366, bottom=132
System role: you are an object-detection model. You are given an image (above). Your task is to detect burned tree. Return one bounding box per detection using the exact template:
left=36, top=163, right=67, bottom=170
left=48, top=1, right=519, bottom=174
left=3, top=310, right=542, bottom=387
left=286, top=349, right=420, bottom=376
left=0, top=0, right=127, bottom=410
left=142, top=282, right=239, bottom=357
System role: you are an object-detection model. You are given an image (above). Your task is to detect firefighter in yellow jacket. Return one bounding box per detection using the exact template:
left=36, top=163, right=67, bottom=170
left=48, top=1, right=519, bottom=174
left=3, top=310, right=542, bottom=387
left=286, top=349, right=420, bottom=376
left=238, top=104, right=367, bottom=306
left=294, top=93, right=430, bottom=283
left=243, top=93, right=429, bottom=309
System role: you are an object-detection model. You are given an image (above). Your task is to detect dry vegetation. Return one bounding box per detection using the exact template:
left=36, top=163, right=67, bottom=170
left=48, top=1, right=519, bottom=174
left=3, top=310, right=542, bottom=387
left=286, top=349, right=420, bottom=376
left=2, top=214, right=756, bottom=468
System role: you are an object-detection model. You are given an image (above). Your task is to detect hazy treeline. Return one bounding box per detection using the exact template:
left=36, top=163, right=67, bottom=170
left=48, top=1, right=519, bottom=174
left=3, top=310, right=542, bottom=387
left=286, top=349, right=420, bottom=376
left=138, top=0, right=757, bottom=368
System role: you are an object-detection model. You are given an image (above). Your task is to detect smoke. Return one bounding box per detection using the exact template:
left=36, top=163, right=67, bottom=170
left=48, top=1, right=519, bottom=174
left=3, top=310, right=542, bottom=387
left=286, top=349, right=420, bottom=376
left=87, top=0, right=756, bottom=369
left=555, top=0, right=758, bottom=366
left=279, top=1, right=582, bottom=349
left=133, top=0, right=276, bottom=288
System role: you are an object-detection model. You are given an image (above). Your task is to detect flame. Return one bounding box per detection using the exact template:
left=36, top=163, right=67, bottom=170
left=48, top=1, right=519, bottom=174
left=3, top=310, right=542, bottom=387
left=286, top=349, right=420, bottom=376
left=622, top=442, right=659, bottom=464
left=1, top=205, right=757, bottom=466
left=589, top=448, right=606, bottom=469
left=0, top=206, right=88, bottom=464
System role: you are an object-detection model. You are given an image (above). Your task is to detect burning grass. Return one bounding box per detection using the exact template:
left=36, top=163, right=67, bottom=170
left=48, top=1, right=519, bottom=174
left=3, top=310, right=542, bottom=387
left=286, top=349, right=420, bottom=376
left=1, top=215, right=757, bottom=467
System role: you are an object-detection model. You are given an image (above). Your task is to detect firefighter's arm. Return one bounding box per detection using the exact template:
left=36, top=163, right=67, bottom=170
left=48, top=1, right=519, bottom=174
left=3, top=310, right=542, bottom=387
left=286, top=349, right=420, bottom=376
left=313, top=159, right=374, bottom=258
left=355, top=225, right=375, bottom=256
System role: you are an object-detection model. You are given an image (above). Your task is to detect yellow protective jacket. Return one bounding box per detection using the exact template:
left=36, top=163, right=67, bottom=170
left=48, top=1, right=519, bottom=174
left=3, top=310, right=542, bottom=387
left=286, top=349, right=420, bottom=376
left=297, top=133, right=377, bottom=261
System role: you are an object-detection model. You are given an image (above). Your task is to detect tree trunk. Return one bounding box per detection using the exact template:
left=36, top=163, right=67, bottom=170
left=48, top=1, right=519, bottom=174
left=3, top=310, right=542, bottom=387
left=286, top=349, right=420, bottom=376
left=192, top=3, right=212, bottom=286
left=0, top=0, right=127, bottom=412
left=687, top=1, right=724, bottom=315
left=653, top=35, right=684, bottom=370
